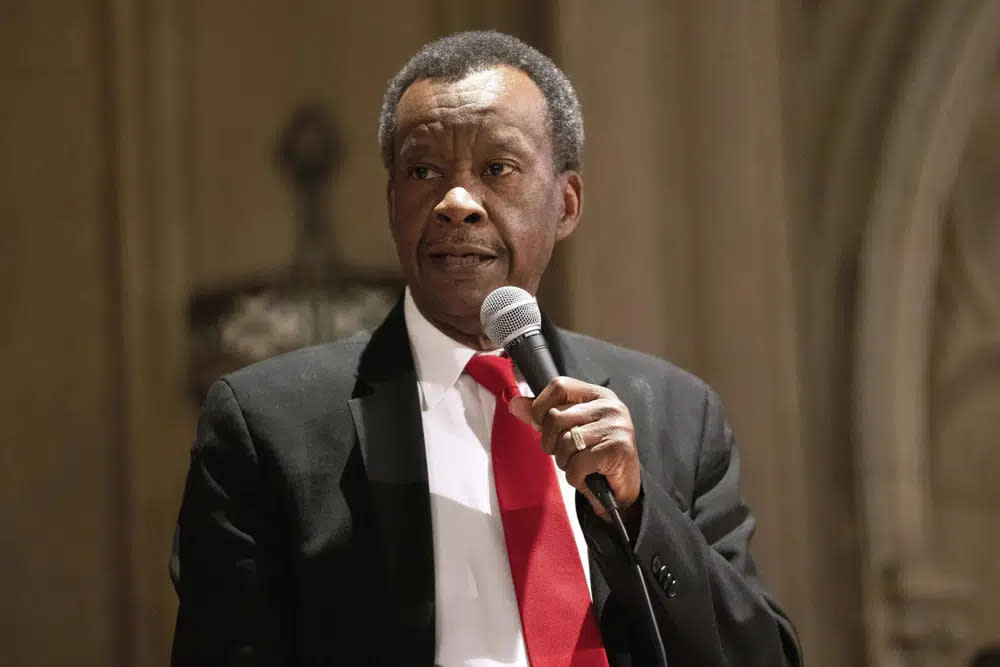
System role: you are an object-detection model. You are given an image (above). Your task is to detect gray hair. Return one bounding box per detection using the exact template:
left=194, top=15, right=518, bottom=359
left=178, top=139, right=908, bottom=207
left=377, top=30, right=584, bottom=173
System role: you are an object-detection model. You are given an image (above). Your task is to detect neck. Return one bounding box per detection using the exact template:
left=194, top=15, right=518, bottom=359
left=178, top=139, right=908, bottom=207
left=407, top=290, right=501, bottom=351
left=431, top=317, right=497, bottom=351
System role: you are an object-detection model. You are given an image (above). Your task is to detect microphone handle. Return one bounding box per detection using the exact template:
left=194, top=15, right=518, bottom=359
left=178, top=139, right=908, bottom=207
left=506, top=330, right=558, bottom=394
left=505, top=332, right=619, bottom=513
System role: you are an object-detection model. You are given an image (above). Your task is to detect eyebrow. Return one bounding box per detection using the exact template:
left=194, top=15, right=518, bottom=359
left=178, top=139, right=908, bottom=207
left=397, top=126, right=534, bottom=162
left=397, top=138, right=432, bottom=160
left=481, top=128, right=532, bottom=154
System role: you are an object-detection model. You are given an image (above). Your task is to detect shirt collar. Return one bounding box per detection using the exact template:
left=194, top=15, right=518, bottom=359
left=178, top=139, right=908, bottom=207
left=403, top=287, right=504, bottom=410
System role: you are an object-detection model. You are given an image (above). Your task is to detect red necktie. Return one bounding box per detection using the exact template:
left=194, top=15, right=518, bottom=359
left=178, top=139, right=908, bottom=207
left=465, top=354, right=609, bottom=667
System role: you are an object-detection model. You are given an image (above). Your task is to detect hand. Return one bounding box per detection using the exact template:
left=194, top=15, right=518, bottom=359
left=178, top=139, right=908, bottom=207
left=508, top=377, right=641, bottom=519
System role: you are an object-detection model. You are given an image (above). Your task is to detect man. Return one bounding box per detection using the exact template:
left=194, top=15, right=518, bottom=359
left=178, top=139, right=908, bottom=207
left=171, top=31, right=802, bottom=666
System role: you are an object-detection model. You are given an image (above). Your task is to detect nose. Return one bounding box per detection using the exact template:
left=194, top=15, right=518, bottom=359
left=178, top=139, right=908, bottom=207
left=434, top=186, right=486, bottom=224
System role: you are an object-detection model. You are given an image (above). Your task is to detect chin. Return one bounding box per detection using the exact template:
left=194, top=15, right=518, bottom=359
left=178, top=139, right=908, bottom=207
left=442, top=287, right=492, bottom=318
left=413, top=284, right=478, bottom=320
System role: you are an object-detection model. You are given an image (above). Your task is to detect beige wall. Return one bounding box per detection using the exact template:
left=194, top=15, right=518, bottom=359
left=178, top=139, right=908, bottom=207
left=3, top=1, right=998, bottom=666
left=556, top=0, right=818, bottom=657
left=187, top=0, right=435, bottom=283
left=0, top=1, right=120, bottom=665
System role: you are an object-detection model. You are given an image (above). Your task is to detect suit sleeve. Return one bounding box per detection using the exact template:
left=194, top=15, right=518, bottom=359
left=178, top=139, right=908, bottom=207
left=580, top=386, right=803, bottom=667
left=170, top=380, right=293, bottom=666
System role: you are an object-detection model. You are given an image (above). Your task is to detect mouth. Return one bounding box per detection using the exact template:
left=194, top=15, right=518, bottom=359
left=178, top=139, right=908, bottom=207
left=424, top=244, right=499, bottom=270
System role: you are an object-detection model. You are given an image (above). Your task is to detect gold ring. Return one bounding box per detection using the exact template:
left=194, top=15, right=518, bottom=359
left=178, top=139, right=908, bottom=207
left=570, top=426, right=587, bottom=452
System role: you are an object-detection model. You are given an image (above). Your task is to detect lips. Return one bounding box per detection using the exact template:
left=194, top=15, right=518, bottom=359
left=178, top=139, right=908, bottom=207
left=424, top=243, right=499, bottom=269
left=432, top=254, right=494, bottom=267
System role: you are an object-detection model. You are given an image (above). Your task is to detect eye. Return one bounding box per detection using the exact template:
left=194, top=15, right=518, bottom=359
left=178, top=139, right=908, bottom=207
left=408, top=165, right=441, bottom=180
left=484, top=162, right=515, bottom=177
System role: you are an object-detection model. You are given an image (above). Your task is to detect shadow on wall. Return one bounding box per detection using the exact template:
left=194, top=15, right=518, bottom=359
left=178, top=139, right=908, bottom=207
left=972, top=645, right=1000, bottom=667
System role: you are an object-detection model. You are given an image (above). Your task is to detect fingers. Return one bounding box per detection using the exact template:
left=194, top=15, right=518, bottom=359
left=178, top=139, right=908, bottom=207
left=509, top=376, right=642, bottom=511
left=529, top=377, right=611, bottom=428
left=564, top=442, right=640, bottom=511
left=563, top=446, right=611, bottom=490
left=507, top=396, right=535, bottom=427
left=551, top=420, right=599, bottom=469
left=538, top=397, right=619, bottom=457
left=579, top=484, right=609, bottom=521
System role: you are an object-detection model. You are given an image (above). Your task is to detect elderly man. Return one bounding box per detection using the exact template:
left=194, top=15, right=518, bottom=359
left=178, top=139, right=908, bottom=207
left=171, top=31, right=802, bottom=667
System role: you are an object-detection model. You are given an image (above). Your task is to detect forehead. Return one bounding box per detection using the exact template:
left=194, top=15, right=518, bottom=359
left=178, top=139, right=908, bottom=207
left=394, top=66, right=550, bottom=150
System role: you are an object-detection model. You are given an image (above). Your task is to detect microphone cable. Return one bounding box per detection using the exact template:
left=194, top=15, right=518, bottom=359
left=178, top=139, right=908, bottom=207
left=588, top=475, right=669, bottom=667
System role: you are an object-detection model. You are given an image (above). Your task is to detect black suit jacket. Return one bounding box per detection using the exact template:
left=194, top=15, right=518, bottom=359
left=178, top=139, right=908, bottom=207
left=170, top=301, right=802, bottom=666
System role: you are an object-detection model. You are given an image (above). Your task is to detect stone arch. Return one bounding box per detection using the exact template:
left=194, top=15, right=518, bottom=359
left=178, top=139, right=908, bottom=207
left=853, top=2, right=1000, bottom=666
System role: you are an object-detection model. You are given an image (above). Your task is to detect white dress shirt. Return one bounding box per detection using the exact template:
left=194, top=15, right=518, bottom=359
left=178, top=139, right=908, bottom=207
left=403, top=288, right=591, bottom=667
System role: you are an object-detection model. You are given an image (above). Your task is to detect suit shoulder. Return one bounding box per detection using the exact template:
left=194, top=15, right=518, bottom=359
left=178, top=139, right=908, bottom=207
left=557, top=328, right=709, bottom=398
left=220, top=332, right=371, bottom=404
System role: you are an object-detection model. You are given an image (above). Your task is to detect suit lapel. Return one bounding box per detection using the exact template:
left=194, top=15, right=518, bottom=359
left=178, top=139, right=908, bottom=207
left=544, top=318, right=611, bottom=390
left=348, top=300, right=435, bottom=662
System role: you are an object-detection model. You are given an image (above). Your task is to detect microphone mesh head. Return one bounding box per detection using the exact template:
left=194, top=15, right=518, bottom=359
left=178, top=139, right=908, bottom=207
left=480, top=286, right=542, bottom=347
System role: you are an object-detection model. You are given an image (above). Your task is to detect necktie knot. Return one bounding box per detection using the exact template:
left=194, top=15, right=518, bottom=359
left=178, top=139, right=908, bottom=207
left=465, top=354, right=520, bottom=401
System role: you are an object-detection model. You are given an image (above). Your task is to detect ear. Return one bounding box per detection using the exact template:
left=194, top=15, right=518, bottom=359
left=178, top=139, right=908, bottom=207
left=555, top=170, right=583, bottom=241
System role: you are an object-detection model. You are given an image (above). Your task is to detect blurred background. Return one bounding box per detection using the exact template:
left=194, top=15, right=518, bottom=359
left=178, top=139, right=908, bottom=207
left=2, top=1, right=999, bottom=665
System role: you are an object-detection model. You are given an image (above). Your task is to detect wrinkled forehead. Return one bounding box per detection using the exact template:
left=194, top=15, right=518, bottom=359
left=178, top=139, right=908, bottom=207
left=394, top=66, right=550, bottom=152
left=416, top=68, right=510, bottom=112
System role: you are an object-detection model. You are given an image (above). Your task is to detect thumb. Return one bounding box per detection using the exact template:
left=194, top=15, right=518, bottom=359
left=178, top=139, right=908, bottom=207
left=582, top=487, right=610, bottom=522
left=507, top=396, right=538, bottom=429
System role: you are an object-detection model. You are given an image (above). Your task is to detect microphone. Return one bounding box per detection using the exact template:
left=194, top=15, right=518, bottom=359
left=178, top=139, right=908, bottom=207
left=479, top=286, right=618, bottom=514
left=480, top=285, right=670, bottom=667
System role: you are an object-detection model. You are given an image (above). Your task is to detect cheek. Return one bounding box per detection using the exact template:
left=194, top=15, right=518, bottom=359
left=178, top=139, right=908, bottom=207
left=390, top=186, right=435, bottom=246
left=506, top=225, right=556, bottom=275
left=393, top=226, right=423, bottom=261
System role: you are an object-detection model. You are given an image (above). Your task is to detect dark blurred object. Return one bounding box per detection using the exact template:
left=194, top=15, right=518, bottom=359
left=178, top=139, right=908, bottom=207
left=187, top=103, right=401, bottom=403
left=971, top=645, right=1000, bottom=667
left=277, top=103, right=340, bottom=188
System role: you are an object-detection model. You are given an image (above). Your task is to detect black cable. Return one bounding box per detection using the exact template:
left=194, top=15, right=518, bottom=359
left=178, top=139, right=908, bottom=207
left=607, top=506, right=669, bottom=667
left=586, top=474, right=668, bottom=667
